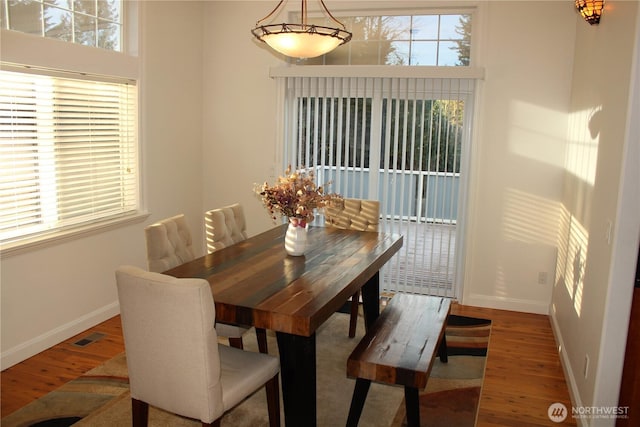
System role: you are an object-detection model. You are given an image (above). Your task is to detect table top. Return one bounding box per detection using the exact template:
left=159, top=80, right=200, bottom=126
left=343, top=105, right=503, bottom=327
left=164, top=224, right=403, bottom=336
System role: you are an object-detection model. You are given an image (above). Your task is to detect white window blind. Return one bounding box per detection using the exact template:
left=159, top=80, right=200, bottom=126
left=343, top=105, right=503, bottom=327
left=0, top=68, right=138, bottom=246
left=277, top=75, right=475, bottom=298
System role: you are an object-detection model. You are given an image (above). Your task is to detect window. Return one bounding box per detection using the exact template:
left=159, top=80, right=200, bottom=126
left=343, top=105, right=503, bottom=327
left=303, top=13, right=472, bottom=66
left=1, top=0, right=138, bottom=252
left=1, top=0, right=122, bottom=51
left=0, top=68, right=138, bottom=247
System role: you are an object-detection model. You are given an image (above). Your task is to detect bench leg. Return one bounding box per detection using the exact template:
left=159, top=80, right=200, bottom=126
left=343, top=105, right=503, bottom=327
left=438, top=333, right=448, bottom=363
left=346, top=378, right=371, bottom=427
left=404, top=386, right=420, bottom=427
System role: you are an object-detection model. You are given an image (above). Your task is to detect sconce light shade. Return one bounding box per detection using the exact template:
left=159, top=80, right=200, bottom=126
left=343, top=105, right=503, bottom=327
left=575, top=0, right=605, bottom=25
left=251, top=0, right=352, bottom=59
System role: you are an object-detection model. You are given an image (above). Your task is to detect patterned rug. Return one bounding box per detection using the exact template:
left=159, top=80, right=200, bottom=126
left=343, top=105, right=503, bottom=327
left=1, top=352, right=129, bottom=427
left=391, top=314, right=492, bottom=427
left=2, top=310, right=490, bottom=427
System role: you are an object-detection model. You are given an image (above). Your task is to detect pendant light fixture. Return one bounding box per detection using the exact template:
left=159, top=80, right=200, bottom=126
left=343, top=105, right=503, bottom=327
left=251, top=0, right=352, bottom=59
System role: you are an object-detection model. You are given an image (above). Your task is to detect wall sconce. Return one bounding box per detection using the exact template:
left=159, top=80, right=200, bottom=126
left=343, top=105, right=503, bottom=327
left=575, top=0, right=605, bottom=25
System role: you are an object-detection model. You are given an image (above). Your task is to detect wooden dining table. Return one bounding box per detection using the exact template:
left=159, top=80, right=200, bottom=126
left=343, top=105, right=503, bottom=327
left=164, top=224, right=403, bottom=427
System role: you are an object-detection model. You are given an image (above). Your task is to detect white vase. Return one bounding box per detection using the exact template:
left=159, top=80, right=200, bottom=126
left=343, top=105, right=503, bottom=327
left=285, top=220, right=308, bottom=256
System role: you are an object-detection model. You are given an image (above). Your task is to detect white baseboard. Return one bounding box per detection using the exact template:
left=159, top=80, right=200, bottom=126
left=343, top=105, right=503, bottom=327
left=463, top=293, right=551, bottom=315
left=549, top=309, right=590, bottom=427
left=1, top=302, right=120, bottom=370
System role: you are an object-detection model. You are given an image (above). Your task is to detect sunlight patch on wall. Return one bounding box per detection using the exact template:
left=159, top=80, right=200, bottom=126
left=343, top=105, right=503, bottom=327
left=494, top=265, right=508, bottom=298
left=556, top=204, right=589, bottom=318
left=565, top=106, right=601, bottom=185
left=553, top=103, right=601, bottom=318
left=498, top=188, right=561, bottom=300
left=502, top=188, right=562, bottom=246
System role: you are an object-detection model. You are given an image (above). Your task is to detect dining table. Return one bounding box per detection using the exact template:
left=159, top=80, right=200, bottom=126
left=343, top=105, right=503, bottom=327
left=164, top=223, right=403, bottom=427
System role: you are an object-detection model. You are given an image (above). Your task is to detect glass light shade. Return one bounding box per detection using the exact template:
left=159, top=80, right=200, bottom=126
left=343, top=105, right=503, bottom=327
left=252, top=23, right=352, bottom=59
left=262, top=32, right=341, bottom=58
left=575, top=0, right=604, bottom=25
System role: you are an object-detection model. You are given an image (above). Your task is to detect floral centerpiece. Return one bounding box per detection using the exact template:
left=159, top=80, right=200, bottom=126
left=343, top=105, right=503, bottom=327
left=255, top=165, right=342, bottom=228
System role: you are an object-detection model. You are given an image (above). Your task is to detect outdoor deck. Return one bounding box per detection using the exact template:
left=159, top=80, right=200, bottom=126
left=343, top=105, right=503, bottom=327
left=380, top=220, right=458, bottom=298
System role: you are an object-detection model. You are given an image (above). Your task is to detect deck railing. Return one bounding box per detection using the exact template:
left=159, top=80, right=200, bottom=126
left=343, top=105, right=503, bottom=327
left=313, top=165, right=460, bottom=298
left=315, top=166, right=460, bottom=224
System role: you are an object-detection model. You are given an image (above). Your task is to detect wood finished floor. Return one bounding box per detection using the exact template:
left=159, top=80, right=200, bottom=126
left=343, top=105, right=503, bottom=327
left=1, top=304, right=576, bottom=426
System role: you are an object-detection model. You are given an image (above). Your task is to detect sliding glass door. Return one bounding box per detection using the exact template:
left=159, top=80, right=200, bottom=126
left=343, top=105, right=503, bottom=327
left=278, top=76, right=475, bottom=299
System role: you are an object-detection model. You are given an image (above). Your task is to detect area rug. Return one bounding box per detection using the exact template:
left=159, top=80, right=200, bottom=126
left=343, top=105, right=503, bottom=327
left=391, top=314, right=492, bottom=427
left=2, top=310, right=490, bottom=427
left=1, top=352, right=129, bottom=427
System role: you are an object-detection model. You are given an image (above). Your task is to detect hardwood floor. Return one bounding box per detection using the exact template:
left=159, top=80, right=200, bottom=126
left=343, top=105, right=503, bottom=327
left=453, top=304, right=576, bottom=426
left=1, top=304, right=576, bottom=426
left=1, top=315, right=125, bottom=417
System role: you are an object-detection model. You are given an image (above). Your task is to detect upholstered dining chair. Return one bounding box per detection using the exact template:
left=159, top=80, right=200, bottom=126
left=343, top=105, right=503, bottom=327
left=205, top=203, right=268, bottom=354
left=144, top=214, right=252, bottom=351
left=144, top=213, right=195, bottom=274
left=115, top=266, right=280, bottom=427
left=205, top=203, right=248, bottom=253
left=324, top=198, right=380, bottom=338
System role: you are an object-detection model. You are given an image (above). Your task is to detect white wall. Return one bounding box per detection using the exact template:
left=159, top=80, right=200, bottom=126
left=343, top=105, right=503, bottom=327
left=461, top=1, right=577, bottom=314
left=551, top=1, right=640, bottom=423
left=201, top=1, right=283, bottom=235
left=140, top=1, right=205, bottom=248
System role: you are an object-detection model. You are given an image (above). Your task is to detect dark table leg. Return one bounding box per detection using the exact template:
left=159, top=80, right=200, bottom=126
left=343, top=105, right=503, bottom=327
left=361, top=271, right=380, bottom=332
left=438, top=333, right=448, bottom=363
left=276, top=331, right=317, bottom=427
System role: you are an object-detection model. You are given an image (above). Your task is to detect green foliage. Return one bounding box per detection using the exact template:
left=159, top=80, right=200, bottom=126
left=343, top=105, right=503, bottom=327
left=454, top=15, right=472, bottom=66
left=297, top=96, right=463, bottom=174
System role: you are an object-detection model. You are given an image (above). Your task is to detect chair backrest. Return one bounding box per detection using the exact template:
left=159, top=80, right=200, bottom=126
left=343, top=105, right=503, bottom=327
left=115, top=265, right=224, bottom=423
left=144, top=214, right=196, bottom=272
left=325, top=198, right=380, bottom=232
left=205, top=203, right=248, bottom=253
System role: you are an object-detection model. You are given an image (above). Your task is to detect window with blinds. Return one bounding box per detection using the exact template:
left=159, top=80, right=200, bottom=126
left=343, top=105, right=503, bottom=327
left=0, top=69, right=138, bottom=247
left=277, top=75, right=475, bottom=298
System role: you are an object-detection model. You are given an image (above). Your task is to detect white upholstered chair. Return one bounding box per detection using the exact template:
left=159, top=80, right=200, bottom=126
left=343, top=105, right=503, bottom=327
left=205, top=203, right=268, bottom=354
left=144, top=213, right=196, bottom=274
left=144, top=214, right=252, bottom=351
left=115, top=266, right=280, bottom=427
left=205, top=203, right=248, bottom=253
left=324, top=198, right=380, bottom=338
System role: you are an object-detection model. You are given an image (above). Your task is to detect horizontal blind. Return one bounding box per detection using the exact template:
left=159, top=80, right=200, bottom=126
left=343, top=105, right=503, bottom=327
left=278, top=76, right=474, bottom=299
left=0, top=69, right=138, bottom=244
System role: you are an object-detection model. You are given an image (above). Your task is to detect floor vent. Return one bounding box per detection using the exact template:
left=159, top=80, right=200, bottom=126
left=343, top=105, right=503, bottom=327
left=72, top=332, right=106, bottom=347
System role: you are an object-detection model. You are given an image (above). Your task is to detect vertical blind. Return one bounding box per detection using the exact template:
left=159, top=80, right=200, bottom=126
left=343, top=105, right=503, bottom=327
left=277, top=76, right=475, bottom=298
left=0, top=68, right=138, bottom=245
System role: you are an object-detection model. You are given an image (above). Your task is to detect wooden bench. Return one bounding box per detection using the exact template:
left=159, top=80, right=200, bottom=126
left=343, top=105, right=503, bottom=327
left=346, top=293, right=451, bottom=427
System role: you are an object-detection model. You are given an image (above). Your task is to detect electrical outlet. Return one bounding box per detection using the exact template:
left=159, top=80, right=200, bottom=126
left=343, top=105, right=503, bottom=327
left=538, top=271, right=548, bottom=285
left=584, top=355, right=590, bottom=379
